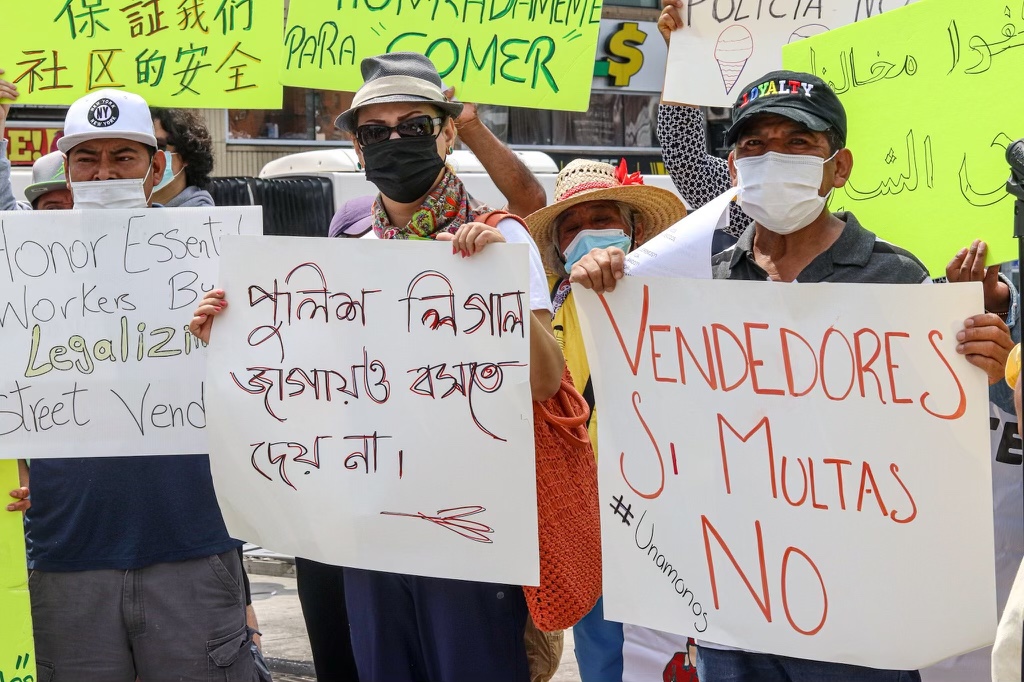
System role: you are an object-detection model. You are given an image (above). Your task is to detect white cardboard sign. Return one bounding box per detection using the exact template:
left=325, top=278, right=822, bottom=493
left=0, top=207, right=261, bottom=458
left=574, top=277, right=994, bottom=670
left=206, top=236, right=540, bottom=585
left=663, top=0, right=914, bottom=107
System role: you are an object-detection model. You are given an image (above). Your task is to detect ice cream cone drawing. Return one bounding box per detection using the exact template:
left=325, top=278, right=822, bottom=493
left=714, top=25, right=754, bottom=94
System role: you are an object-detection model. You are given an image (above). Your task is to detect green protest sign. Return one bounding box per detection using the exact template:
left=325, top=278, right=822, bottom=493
left=0, top=0, right=284, bottom=109
left=0, top=460, right=33, bottom=682
left=281, top=0, right=603, bottom=111
left=783, top=0, right=1020, bottom=275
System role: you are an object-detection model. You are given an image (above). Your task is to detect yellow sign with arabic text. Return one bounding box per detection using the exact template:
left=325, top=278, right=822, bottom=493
left=280, top=0, right=603, bottom=112
left=783, top=0, right=1020, bottom=275
left=0, top=460, right=34, bottom=682
left=0, top=0, right=283, bottom=109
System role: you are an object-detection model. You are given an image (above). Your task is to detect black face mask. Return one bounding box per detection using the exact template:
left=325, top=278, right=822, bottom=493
left=361, top=134, right=445, bottom=204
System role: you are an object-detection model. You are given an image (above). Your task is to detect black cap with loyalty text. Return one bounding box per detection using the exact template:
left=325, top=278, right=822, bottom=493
left=726, top=70, right=847, bottom=147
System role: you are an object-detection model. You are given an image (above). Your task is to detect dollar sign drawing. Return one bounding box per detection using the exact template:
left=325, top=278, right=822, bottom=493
left=606, top=22, right=647, bottom=87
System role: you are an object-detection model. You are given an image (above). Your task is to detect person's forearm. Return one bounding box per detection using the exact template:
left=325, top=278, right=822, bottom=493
left=0, top=140, right=23, bottom=211
left=658, top=104, right=731, bottom=210
left=18, top=459, right=28, bottom=488
left=458, top=118, right=546, bottom=217
left=530, top=311, right=564, bottom=401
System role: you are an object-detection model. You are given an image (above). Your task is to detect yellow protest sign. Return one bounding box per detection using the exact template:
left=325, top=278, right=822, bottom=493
left=783, top=0, right=1021, bottom=275
left=0, top=0, right=283, bottom=109
left=0, top=460, right=33, bottom=682
left=281, top=0, right=603, bottom=111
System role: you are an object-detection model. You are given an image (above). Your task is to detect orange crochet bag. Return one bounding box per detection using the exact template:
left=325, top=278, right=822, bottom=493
left=475, top=209, right=602, bottom=630
left=524, top=365, right=602, bottom=632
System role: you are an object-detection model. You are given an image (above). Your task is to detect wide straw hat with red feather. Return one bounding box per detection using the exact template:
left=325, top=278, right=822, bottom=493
left=526, top=158, right=687, bottom=274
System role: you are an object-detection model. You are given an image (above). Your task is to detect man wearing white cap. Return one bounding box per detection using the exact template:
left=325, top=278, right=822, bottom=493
left=20, top=89, right=254, bottom=681
left=57, top=88, right=166, bottom=208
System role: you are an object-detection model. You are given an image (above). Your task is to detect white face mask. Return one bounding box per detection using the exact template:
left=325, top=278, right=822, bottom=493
left=735, top=151, right=836, bottom=235
left=70, top=165, right=153, bottom=210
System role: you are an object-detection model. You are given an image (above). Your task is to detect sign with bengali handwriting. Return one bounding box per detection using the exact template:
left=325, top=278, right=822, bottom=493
left=206, top=236, right=540, bottom=584
left=783, top=0, right=1021, bottom=275
left=0, top=0, right=283, bottom=108
left=0, top=207, right=262, bottom=458
left=0, top=460, right=33, bottom=682
left=280, top=0, right=602, bottom=111
left=575, top=277, right=994, bottom=669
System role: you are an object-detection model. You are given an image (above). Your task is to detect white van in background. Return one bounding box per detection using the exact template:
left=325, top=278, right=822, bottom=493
left=258, top=148, right=684, bottom=214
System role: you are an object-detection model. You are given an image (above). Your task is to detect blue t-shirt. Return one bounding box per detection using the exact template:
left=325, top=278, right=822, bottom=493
left=26, top=454, right=238, bottom=571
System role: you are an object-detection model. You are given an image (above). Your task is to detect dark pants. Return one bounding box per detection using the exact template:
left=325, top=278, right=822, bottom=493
left=696, top=646, right=922, bottom=682
left=343, top=568, right=530, bottom=682
left=30, top=551, right=254, bottom=682
left=295, top=557, right=359, bottom=681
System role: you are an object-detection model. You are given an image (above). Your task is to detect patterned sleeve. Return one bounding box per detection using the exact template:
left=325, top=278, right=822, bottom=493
left=658, top=104, right=748, bottom=237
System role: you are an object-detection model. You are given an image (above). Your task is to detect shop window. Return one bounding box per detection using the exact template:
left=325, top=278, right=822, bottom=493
left=478, top=92, right=660, bottom=149
left=229, top=87, right=355, bottom=141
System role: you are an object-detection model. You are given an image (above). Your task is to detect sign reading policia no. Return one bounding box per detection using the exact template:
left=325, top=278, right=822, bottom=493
left=281, top=0, right=604, bottom=111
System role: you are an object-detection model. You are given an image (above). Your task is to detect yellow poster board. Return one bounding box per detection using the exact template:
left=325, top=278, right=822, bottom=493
left=0, top=0, right=284, bottom=109
left=783, top=0, right=1021, bottom=275
left=0, top=460, right=33, bottom=682
left=281, top=0, right=603, bottom=112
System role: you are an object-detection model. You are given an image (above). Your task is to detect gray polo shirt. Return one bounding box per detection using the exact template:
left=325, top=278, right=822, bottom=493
left=712, top=212, right=930, bottom=285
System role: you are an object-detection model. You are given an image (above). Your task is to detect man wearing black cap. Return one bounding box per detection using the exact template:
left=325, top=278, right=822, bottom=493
left=569, top=69, right=1014, bottom=681
left=712, top=70, right=925, bottom=284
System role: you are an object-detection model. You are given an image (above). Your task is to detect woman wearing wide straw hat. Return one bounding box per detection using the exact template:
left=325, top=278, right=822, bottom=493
left=191, top=52, right=564, bottom=682
left=525, top=159, right=687, bottom=682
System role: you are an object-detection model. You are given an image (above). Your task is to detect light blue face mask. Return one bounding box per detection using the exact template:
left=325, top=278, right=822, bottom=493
left=154, top=150, right=181, bottom=192
left=562, top=229, right=632, bottom=274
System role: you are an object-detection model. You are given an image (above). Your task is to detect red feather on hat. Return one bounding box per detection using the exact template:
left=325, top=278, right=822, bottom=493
left=614, top=158, right=644, bottom=186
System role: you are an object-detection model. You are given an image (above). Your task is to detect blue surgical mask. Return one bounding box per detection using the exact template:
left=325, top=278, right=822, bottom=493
left=562, top=229, right=632, bottom=274
left=154, top=150, right=182, bottom=192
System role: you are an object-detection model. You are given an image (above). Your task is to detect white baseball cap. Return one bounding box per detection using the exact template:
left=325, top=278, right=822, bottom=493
left=24, top=151, right=67, bottom=203
left=58, top=89, right=158, bottom=153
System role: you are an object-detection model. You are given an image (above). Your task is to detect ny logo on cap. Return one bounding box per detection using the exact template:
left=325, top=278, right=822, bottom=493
left=88, top=98, right=119, bottom=128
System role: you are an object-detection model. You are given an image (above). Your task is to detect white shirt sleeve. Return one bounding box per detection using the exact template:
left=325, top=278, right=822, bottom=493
left=496, top=217, right=553, bottom=314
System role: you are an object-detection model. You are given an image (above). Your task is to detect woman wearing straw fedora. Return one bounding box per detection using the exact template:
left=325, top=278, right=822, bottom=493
left=525, top=159, right=687, bottom=682
left=191, top=52, right=565, bottom=682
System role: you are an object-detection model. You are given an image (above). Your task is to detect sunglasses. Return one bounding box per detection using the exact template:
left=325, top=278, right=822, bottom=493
left=355, top=115, right=444, bottom=147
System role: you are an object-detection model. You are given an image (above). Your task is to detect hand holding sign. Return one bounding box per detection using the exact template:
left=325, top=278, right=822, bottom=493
left=946, top=240, right=1011, bottom=317
left=658, top=0, right=685, bottom=44
left=0, top=70, right=20, bottom=131
left=190, top=289, right=228, bottom=345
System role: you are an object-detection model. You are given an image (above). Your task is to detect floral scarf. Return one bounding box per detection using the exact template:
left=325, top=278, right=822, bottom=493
left=372, top=167, right=490, bottom=240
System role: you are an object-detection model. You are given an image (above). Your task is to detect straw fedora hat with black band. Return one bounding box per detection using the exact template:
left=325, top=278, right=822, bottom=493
left=526, top=159, right=687, bottom=275
left=335, top=52, right=464, bottom=134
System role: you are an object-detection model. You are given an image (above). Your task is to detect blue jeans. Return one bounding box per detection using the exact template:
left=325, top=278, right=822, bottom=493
left=696, top=646, right=922, bottom=682
left=573, top=596, right=624, bottom=682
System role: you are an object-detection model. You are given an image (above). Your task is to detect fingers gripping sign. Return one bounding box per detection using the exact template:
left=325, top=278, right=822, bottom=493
left=957, top=313, right=1015, bottom=385
left=6, top=486, right=29, bottom=513
left=658, top=0, right=685, bottom=44
left=569, top=246, right=627, bottom=294
left=946, top=240, right=1011, bottom=316
left=435, top=221, right=506, bottom=257
left=190, top=289, right=228, bottom=344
